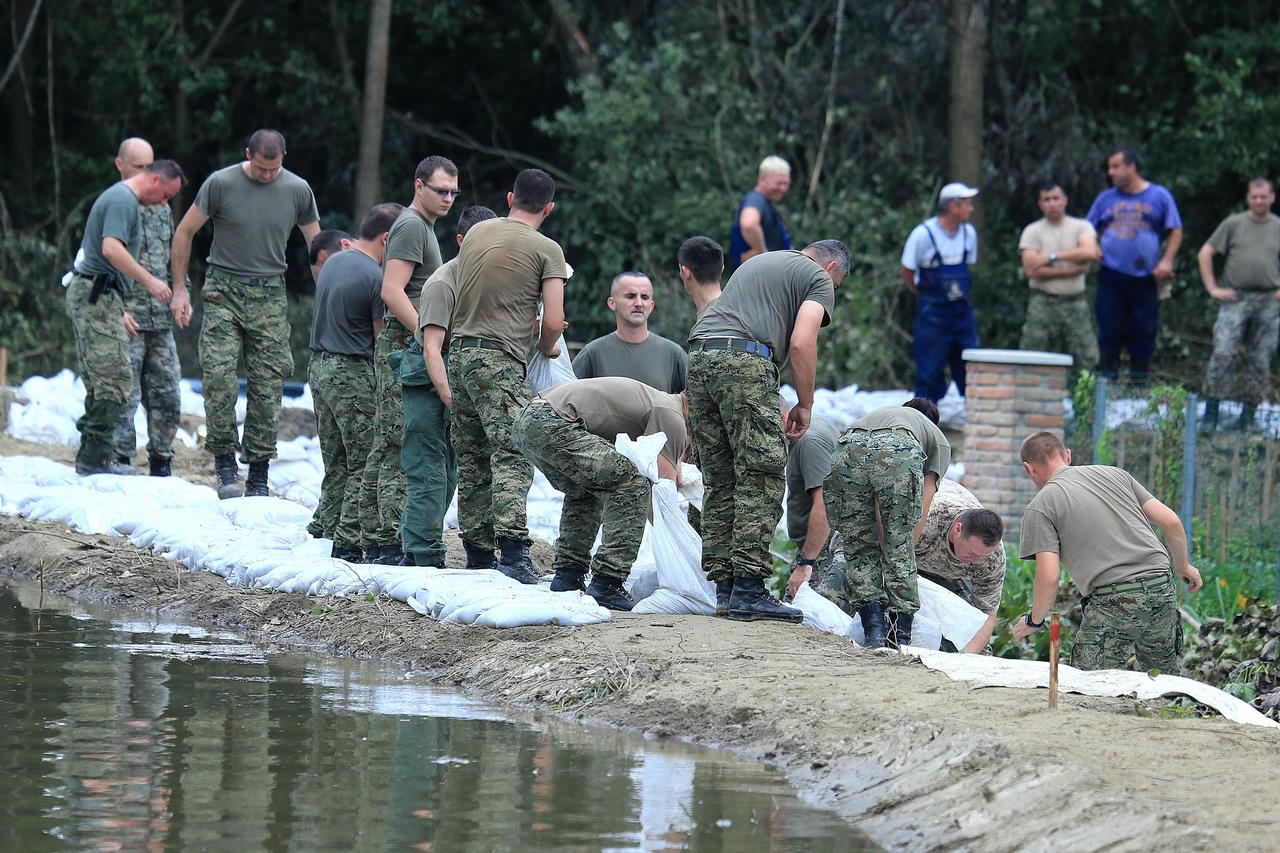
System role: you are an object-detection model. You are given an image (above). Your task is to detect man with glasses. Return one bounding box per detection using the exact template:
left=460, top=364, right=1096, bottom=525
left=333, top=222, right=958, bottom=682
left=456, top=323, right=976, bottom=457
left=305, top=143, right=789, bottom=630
left=362, top=155, right=459, bottom=564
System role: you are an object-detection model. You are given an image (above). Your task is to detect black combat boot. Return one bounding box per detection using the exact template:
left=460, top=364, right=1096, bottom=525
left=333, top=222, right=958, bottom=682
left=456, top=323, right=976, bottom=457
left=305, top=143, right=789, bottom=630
left=1202, top=398, right=1220, bottom=432
left=886, top=611, right=915, bottom=650
left=371, top=543, right=405, bottom=565
left=463, top=540, right=497, bottom=571
left=115, top=454, right=134, bottom=470
left=245, top=460, right=270, bottom=497
left=727, top=577, right=803, bottom=623
left=331, top=543, right=364, bottom=563
left=497, top=537, right=540, bottom=585
left=214, top=453, right=242, bottom=499
left=149, top=454, right=171, bottom=477
left=586, top=574, right=634, bottom=611
left=550, top=567, right=587, bottom=592
left=715, top=578, right=734, bottom=617
left=857, top=603, right=887, bottom=648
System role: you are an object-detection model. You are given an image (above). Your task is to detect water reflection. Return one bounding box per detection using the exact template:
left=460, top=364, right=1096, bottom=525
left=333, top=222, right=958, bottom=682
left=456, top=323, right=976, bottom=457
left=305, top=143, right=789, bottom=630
left=0, top=581, right=873, bottom=851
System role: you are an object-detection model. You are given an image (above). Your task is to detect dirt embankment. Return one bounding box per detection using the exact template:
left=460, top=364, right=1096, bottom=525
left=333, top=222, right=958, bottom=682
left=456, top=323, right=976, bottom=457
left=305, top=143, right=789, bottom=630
left=2, top=510, right=1278, bottom=851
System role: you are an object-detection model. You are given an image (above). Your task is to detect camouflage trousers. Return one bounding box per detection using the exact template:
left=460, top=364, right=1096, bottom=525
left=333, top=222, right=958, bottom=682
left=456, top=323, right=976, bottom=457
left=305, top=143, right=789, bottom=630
left=198, top=271, right=292, bottom=462
left=113, top=328, right=182, bottom=460
left=448, top=345, right=534, bottom=549
left=686, top=350, right=786, bottom=581
left=513, top=402, right=650, bottom=579
left=1020, top=291, right=1099, bottom=371
left=795, top=530, right=846, bottom=594
left=820, top=428, right=924, bottom=615
left=1072, top=573, right=1181, bottom=674
left=1204, top=291, right=1280, bottom=405
left=361, top=317, right=414, bottom=546
left=65, top=277, right=131, bottom=466
left=307, top=352, right=376, bottom=549
left=397, top=341, right=456, bottom=566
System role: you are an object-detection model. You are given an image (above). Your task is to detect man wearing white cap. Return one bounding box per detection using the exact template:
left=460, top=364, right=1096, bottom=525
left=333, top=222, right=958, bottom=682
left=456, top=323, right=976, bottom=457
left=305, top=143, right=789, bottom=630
left=899, top=183, right=981, bottom=403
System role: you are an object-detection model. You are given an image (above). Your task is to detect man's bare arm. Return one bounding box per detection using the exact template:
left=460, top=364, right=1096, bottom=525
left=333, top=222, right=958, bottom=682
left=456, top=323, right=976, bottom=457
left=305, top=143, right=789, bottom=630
left=1141, top=497, right=1203, bottom=591
left=422, top=325, right=451, bottom=408
left=898, top=264, right=918, bottom=296
left=300, top=220, right=321, bottom=250
left=913, top=472, right=939, bottom=544
left=739, top=206, right=766, bottom=258
left=381, top=259, right=419, bottom=331
left=102, top=237, right=169, bottom=301
left=1009, top=551, right=1060, bottom=640
left=537, top=277, right=567, bottom=357
left=169, top=204, right=209, bottom=327
left=785, top=301, right=825, bottom=440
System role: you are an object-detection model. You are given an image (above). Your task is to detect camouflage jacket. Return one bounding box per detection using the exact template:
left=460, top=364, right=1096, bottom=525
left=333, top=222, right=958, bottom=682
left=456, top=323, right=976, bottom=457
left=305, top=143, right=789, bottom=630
left=914, top=478, right=1006, bottom=614
left=122, top=202, right=179, bottom=331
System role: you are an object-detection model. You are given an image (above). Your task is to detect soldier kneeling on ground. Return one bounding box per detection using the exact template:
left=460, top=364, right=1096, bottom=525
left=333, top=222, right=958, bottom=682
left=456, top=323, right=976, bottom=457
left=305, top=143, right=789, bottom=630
left=511, top=377, right=688, bottom=611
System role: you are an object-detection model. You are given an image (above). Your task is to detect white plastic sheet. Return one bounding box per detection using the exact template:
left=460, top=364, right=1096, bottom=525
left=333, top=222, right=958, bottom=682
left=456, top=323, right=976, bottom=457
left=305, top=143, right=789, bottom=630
left=838, top=575, right=987, bottom=651
left=527, top=335, right=577, bottom=395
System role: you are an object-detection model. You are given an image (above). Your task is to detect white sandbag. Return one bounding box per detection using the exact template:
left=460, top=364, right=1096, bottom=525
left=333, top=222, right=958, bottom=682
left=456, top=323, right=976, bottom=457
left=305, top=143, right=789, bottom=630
left=624, top=531, right=659, bottom=602
left=0, top=455, right=79, bottom=486
left=221, top=496, right=314, bottom=533
left=917, top=576, right=988, bottom=649
left=792, top=583, right=855, bottom=637
left=632, top=588, right=712, bottom=616
left=476, top=595, right=610, bottom=628
left=526, top=335, right=576, bottom=395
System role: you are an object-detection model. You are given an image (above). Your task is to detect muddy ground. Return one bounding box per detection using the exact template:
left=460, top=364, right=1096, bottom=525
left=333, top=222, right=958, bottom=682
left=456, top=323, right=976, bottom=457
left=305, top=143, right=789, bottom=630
left=2, top=510, right=1278, bottom=850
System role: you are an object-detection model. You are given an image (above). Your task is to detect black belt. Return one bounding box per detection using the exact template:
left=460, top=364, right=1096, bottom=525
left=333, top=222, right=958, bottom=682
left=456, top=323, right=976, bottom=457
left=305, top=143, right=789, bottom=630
left=209, top=269, right=284, bottom=286
left=74, top=271, right=124, bottom=305
left=689, top=337, right=772, bottom=360
left=454, top=337, right=506, bottom=352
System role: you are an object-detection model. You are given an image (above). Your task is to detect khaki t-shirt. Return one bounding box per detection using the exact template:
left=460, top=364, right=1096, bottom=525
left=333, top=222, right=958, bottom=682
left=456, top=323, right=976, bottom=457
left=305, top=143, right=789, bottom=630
left=451, top=218, right=569, bottom=362
left=849, top=406, right=951, bottom=478
left=571, top=332, right=688, bottom=393
left=1019, top=465, right=1169, bottom=595
left=194, top=164, right=319, bottom=277
left=1018, top=216, right=1097, bottom=296
left=1207, top=211, right=1280, bottom=291
left=539, top=377, right=688, bottom=469
left=416, top=258, right=460, bottom=347
left=914, top=478, right=1006, bottom=614
left=688, top=250, right=835, bottom=368
left=383, top=206, right=444, bottom=314
left=785, top=417, right=840, bottom=543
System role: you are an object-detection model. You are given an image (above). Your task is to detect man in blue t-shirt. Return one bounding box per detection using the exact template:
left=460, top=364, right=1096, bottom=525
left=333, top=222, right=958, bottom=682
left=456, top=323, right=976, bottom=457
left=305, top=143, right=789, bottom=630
left=1086, top=148, right=1183, bottom=383
left=728, top=155, right=793, bottom=270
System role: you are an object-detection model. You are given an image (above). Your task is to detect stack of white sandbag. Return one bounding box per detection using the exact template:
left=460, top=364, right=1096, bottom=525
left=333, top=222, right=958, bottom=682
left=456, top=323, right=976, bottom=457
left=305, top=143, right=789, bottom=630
left=781, top=380, right=969, bottom=429
left=0, top=455, right=610, bottom=629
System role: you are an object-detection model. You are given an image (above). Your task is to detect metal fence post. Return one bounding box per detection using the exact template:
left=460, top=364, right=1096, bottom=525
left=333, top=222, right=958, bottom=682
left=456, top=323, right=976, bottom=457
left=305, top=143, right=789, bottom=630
left=1181, top=393, right=1197, bottom=554
left=1092, top=377, right=1109, bottom=464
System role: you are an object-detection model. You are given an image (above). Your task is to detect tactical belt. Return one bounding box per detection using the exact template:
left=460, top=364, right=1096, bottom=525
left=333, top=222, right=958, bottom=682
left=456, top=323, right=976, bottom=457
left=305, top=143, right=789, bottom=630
left=454, top=337, right=506, bottom=352
left=73, top=271, right=124, bottom=305
left=689, top=337, right=772, bottom=360
left=1090, top=573, right=1171, bottom=596
left=209, top=269, right=285, bottom=286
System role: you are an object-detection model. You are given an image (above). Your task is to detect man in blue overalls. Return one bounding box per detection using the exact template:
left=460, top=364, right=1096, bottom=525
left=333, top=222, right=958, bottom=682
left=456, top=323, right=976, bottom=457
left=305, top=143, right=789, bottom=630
left=899, top=183, right=981, bottom=403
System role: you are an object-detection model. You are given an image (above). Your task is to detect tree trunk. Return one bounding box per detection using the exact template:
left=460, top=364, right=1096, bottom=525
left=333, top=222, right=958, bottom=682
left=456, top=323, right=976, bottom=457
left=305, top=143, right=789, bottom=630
left=353, top=0, right=392, bottom=220
left=948, top=0, right=986, bottom=229
left=4, top=0, right=39, bottom=221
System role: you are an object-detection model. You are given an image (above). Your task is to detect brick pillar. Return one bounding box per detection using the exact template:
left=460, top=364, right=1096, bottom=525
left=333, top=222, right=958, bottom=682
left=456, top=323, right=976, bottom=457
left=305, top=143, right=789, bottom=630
left=961, top=348, right=1071, bottom=537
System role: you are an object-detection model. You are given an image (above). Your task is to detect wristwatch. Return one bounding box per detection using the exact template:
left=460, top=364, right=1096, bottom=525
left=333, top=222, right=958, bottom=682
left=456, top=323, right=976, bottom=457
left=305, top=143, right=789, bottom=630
left=796, top=555, right=816, bottom=567
left=1024, top=612, right=1045, bottom=629
left=1048, top=251, right=1058, bottom=263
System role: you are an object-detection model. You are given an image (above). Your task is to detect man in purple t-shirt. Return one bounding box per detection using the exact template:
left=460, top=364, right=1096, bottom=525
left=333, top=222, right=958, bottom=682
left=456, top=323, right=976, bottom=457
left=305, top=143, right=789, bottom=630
left=1086, top=148, right=1183, bottom=383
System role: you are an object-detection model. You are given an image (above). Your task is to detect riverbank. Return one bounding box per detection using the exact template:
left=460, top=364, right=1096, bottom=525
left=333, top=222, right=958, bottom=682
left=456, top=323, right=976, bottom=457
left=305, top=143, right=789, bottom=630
left=3, top=511, right=1276, bottom=851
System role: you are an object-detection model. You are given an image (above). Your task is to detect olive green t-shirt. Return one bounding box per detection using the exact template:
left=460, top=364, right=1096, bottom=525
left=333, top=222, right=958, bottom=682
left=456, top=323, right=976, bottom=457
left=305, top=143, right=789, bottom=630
left=785, top=417, right=840, bottom=543
left=848, top=406, right=951, bottom=478
left=194, top=163, right=319, bottom=277
left=688, top=250, right=835, bottom=367
left=539, top=377, right=688, bottom=469
left=77, top=181, right=143, bottom=278
left=571, top=332, right=688, bottom=393
left=1019, top=465, right=1168, bottom=595
left=1207, top=211, right=1280, bottom=291
left=416, top=258, right=460, bottom=347
left=451, top=218, right=568, bottom=362
left=384, top=206, right=444, bottom=315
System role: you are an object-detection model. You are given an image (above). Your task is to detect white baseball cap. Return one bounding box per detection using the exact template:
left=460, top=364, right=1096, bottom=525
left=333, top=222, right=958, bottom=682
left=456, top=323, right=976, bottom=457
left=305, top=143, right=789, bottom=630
left=939, top=182, right=980, bottom=202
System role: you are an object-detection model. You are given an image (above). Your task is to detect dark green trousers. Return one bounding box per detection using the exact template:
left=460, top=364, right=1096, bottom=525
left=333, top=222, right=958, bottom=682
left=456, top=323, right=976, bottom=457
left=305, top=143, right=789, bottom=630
left=397, top=343, right=457, bottom=566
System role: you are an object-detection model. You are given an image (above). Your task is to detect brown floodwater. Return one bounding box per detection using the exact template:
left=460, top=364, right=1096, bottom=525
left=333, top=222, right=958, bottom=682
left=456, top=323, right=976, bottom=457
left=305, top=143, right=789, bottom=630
left=0, top=580, right=876, bottom=852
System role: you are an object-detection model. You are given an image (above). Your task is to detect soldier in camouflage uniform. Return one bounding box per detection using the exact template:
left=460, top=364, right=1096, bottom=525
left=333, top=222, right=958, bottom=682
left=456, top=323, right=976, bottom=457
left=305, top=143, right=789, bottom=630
left=110, top=140, right=185, bottom=476
left=1197, top=178, right=1280, bottom=431
left=512, top=377, right=688, bottom=610
left=821, top=400, right=950, bottom=648
left=1014, top=431, right=1202, bottom=672
left=66, top=153, right=187, bottom=475
left=687, top=242, right=847, bottom=623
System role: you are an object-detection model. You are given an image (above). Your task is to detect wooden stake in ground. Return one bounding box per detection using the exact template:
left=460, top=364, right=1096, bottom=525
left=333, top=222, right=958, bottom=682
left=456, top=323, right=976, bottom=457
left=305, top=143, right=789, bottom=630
left=1048, top=613, right=1061, bottom=709
left=0, top=345, right=8, bottom=388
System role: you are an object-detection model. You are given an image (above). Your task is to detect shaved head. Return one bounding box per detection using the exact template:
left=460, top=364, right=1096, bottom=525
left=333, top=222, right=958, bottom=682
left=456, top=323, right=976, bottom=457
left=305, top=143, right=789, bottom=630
left=115, top=137, right=154, bottom=179
left=610, top=271, right=650, bottom=299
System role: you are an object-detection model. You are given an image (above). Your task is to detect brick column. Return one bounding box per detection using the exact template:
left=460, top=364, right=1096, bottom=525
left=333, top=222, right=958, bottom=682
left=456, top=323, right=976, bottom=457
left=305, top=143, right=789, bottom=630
left=961, top=348, right=1071, bottom=537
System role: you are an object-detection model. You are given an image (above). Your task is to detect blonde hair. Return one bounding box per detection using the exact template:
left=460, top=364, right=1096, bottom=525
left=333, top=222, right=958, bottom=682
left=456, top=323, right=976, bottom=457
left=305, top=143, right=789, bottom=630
left=758, top=155, right=790, bottom=177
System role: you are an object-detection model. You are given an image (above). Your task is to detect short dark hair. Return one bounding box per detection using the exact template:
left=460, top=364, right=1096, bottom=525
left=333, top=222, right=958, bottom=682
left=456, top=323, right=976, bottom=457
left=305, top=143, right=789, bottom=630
left=457, top=205, right=497, bottom=238
left=358, top=203, right=402, bottom=240
left=145, top=159, right=187, bottom=185
left=902, top=397, right=940, bottom=424
left=1037, top=179, right=1064, bottom=196
left=512, top=168, right=556, bottom=212
left=415, top=155, right=458, bottom=183
left=248, top=129, right=286, bottom=159
left=677, top=236, right=724, bottom=284
left=308, top=229, right=352, bottom=265
left=1020, top=431, right=1067, bottom=464
left=1248, top=177, right=1274, bottom=192
left=1110, top=147, right=1140, bottom=170
left=957, top=508, right=1004, bottom=546
left=804, top=239, right=850, bottom=279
